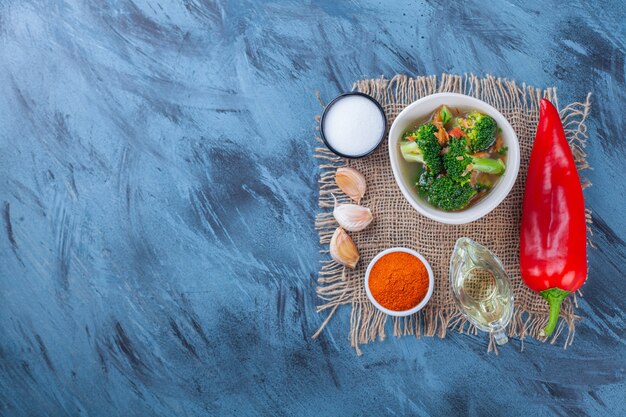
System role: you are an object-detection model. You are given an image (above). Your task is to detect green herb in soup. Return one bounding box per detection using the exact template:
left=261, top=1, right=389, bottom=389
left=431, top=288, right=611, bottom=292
left=399, top=106, right=507, bottom=211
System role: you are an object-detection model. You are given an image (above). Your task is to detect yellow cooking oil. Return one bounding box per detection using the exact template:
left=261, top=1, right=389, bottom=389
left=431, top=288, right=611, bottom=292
left=449, top=238, right=514, bottom=345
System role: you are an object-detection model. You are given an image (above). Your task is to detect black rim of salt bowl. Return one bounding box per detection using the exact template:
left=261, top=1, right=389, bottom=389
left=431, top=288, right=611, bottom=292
left=320, top=92, right=388, bottom=159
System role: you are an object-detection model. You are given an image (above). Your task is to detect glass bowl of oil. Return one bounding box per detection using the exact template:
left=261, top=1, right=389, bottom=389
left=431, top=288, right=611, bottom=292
left=449, top=237, right=514, bottom=345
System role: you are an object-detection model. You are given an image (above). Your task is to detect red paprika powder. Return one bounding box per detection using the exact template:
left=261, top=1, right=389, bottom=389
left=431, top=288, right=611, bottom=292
left=368, top=252, right=429, bottom=311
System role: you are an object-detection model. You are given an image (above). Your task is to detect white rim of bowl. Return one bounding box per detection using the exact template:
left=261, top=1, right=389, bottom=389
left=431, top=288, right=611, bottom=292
left=364, top=247, right=434, bottom=317
left=388, top=92, right=520, bottom=224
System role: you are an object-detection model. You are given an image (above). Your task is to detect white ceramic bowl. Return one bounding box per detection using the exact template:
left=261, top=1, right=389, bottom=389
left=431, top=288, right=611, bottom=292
left=388, top=93, right=520, bottom=224
left=364, top=247, right=434, bottom=317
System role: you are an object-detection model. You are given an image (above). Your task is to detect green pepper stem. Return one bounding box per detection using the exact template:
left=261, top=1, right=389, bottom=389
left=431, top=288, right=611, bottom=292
left=539, top=288, right=571, bottom=337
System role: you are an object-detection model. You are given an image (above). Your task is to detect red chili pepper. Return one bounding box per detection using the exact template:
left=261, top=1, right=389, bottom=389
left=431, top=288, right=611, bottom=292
left=520, top=99, right=587, bottom=337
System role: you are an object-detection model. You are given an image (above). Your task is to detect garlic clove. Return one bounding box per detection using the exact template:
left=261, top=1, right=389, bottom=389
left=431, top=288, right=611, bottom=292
left=333, top=196, right=373, bottom=232
left=330, top=227, right=359, bottom=269
left=335, top=167, right=366, bottom=204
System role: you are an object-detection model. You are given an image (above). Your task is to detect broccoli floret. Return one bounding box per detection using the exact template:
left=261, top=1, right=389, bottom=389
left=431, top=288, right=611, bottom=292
left=443, top=137, right=473, bottom=183
left=400, top=123, right=442, bottom=174
left=474, top=179, right=493, bottom=192
left=443, top=137, right=506, bottom=183
left=427, top=176, right=476, bottom=211
left=416, top=170, right=435, bottom=191
left=472, top=157, right=506, bottom=174
left=439, top=106, right=452, bottom=125
left=463, top=112, right=497, bottom=152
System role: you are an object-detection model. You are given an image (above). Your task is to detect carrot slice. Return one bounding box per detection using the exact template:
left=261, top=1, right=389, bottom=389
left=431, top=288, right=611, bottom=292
left=449, top=126, right=465, bottom=138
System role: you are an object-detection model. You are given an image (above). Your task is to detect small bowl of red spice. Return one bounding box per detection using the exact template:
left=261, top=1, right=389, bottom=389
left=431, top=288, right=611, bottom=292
left=365, top=248, right=434, bottom=316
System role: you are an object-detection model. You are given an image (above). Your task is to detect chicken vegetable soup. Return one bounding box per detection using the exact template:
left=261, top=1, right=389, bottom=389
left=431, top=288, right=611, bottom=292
left=398, top=105, right=507, bottom=211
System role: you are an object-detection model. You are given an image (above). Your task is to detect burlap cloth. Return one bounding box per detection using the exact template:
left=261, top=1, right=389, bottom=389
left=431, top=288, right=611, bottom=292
left=313, top=74, right=592, bottom=355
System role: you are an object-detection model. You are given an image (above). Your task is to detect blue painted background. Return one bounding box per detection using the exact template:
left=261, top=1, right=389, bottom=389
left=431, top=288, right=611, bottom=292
left=1, top=1, right=625, bottom=416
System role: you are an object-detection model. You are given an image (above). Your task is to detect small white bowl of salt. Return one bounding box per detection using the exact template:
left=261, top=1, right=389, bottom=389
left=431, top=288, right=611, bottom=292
left=320, top=92, right=387, bottom=158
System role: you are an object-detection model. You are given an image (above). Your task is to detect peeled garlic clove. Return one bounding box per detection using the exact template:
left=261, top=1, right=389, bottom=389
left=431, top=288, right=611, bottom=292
left=333, top=197, right=373, bottom=232
left=335, top=167, right=366, bottom=203
left=330, top=227, right=359, bottom=269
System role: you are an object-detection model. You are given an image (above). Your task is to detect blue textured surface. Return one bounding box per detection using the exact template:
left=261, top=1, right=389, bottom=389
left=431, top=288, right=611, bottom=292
left=1, top=1, right=625, bottom=416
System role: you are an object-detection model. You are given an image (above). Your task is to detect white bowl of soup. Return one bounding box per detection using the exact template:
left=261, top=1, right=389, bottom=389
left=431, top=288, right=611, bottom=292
left=388, top=93, right=520, bottom=224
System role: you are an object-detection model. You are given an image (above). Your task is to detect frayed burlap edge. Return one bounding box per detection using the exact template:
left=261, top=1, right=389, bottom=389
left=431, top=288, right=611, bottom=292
left=312, top=74, right=592, bottom=355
